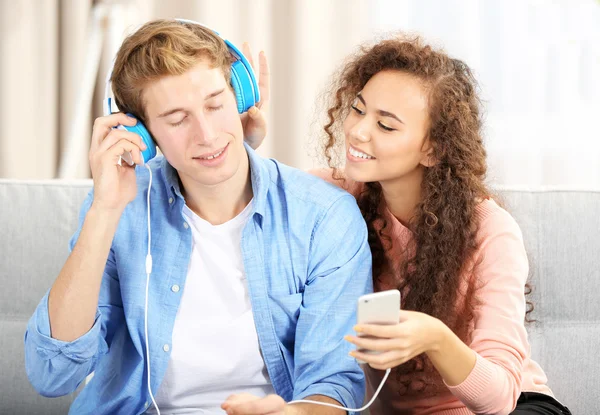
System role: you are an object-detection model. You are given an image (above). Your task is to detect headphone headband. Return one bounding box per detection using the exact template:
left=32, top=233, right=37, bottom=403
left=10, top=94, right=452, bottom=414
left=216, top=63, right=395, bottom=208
left=103, top=18, right=259, bottom=116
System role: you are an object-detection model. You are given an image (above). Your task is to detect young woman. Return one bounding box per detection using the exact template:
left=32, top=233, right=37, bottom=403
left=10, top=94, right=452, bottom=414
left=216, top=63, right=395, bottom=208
left=248, top=35, right=570, bottom=415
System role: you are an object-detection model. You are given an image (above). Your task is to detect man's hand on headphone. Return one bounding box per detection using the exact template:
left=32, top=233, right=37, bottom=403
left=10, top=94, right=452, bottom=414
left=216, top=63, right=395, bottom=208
left=241, top=43, right=270, bottom=150
left=89, top=113, right=146, bottom=213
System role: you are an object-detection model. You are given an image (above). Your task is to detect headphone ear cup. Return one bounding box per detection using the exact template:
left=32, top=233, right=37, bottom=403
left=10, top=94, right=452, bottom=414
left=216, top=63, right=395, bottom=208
left=230, top=60, right=258, bottom=114
left=122, top=115, right=158, bottom=163
left=230, top=62, right=246, bottom=114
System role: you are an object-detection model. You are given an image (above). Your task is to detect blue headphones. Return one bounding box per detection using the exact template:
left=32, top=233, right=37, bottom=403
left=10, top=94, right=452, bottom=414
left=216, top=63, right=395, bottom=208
left=103, top=18, right=260, bottom=164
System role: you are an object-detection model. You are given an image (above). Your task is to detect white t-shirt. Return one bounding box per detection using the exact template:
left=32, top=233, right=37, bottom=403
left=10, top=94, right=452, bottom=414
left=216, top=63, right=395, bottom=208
left=148, top=201, right=275, bottom=414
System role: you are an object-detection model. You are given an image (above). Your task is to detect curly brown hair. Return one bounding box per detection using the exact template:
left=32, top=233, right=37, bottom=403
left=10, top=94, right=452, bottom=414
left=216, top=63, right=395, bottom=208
left=321, top=35, right=533, bottom=346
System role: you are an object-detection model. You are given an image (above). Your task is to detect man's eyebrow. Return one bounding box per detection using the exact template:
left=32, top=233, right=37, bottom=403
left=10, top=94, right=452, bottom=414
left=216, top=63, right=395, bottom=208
left=158, top=108, right=185, bottom=118
left=205, top=88, right=224, bottom=100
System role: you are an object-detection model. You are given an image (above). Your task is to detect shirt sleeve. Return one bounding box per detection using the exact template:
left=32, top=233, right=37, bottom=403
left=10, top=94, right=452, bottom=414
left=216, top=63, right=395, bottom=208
left=445, top=209, right=530, bottom=415
left=291, top=193, right=373, bottom=413
left=24, top=190, right=125, bottom=397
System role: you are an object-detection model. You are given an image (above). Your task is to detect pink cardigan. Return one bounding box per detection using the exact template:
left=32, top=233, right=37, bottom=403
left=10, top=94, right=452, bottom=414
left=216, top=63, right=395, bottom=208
left=314, top=171, right=553, bottom=415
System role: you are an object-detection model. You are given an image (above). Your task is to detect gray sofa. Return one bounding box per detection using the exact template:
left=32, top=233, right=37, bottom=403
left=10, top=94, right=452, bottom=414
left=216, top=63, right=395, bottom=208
left=1, top=179, right=598, bottom=414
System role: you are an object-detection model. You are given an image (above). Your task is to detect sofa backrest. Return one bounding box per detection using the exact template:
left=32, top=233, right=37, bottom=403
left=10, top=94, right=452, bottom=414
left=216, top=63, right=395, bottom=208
left=498, top=188, right=600, bottom=415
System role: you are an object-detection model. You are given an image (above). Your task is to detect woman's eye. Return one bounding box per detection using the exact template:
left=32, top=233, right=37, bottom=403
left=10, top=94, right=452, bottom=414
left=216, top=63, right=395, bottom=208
left=378, top=122, right=395, bottom=132
left=207, top=105, right=223, bottom=112
left=351, top=105, right=365, bottom=115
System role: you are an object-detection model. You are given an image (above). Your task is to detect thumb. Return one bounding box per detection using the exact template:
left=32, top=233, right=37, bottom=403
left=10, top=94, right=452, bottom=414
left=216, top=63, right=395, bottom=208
left=398, top=309, right=419, bottom=321
left=248, top=106, right=260, bottom=118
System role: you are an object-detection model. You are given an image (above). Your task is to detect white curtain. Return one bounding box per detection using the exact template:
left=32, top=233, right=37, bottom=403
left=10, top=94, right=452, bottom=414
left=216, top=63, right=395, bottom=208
left=4, top=0, right=598, bottom=185
left=0, top=0, right=372, bottom=179
left=371, top=0, right=600, bottom=188
left=1, top=0, right=60, bottom=179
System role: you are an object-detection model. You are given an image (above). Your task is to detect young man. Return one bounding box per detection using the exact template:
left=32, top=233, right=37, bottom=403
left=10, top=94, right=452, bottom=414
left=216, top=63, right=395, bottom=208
left=24, top=20, right=372, bottom=415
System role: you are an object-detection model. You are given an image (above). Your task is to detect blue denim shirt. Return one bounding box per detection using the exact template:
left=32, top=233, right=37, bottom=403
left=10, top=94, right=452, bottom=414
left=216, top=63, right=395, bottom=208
left=24, top=145, right=373, bottom=415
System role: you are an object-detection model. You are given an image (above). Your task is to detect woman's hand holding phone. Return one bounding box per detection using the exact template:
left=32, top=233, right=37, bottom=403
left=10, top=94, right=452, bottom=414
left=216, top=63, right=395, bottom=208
left=346, top=302, right=446, bottom=371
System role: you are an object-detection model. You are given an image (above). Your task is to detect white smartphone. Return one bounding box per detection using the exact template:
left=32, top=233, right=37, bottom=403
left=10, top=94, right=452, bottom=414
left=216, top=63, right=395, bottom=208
left=355, top=289, right=401, bottom=363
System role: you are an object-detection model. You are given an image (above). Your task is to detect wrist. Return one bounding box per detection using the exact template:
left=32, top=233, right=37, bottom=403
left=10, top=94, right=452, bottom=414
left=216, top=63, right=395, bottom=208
left=284, top=404, right=300, bottom=415
left=428, top=317, right=451, bottom=355
left=87, top=203, right=124, bottom=227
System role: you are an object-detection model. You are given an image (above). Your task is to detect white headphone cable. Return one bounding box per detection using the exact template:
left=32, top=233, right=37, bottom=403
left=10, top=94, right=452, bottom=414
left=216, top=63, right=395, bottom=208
left=143, top=164, right=160, bottom=414
left=288, top=367, right=391, bottom=412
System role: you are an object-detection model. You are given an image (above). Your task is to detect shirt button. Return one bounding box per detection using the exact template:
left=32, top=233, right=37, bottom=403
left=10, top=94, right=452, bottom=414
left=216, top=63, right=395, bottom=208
left=163, top=344, right=170, bottom=352
left=171, top=284, right=180, bottom=293
left=183, top=222, right=189, bottom=229
left=168, top=197, right=174, bottom=204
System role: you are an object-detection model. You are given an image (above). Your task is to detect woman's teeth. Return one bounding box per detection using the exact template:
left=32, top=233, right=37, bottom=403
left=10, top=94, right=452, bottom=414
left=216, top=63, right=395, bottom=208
left=349, top=147, right=374, bottom=159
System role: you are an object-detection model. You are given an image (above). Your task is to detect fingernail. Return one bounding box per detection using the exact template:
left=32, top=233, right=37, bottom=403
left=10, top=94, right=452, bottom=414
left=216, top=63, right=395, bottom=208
left=349, top=351, right=355, bottom=357
left=344, top=335, right=351, bottom=341
left=354, top=325, right=362, bottom=332
left=249, top=107, right=258, bottom=115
